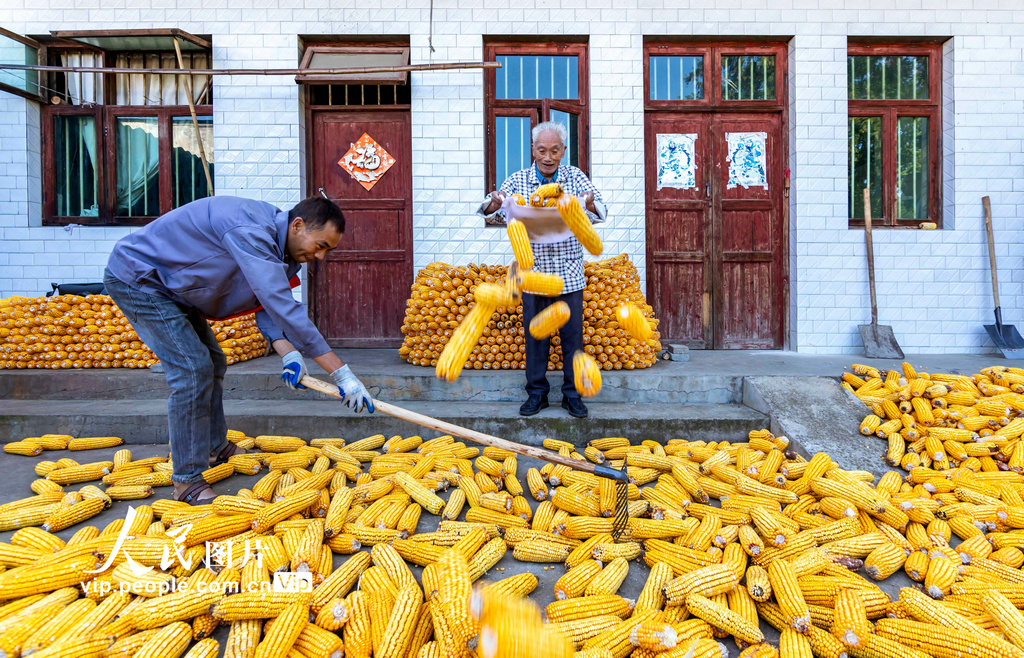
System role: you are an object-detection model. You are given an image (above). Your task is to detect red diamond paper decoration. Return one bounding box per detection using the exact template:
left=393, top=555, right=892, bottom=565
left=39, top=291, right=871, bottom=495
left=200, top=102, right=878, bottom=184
left=338, top=133, right=396, bottom=191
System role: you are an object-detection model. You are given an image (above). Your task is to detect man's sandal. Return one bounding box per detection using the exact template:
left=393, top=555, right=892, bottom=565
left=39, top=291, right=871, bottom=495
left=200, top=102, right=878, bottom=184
left=175, top=482, right=216, bottom=506
left=209, top=442, right=244, bottom=467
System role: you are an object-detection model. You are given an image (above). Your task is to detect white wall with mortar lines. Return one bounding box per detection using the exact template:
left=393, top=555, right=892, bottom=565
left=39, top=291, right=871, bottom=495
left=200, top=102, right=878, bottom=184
left=1, top=0, right=1023, bottom=354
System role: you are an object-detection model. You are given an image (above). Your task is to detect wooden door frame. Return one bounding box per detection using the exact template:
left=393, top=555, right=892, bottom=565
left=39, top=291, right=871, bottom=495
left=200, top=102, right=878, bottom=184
left=643, top=40, right=790, bottom=349
left=303, top=95, right=413, bottom=348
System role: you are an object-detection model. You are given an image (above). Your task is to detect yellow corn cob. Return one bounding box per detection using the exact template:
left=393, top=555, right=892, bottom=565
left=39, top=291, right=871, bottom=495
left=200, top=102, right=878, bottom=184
left=212, top=592, right=313, bottom=621
left=253, top=602, right=306, bottom=658
left=924, top=556, right=957, bottom=598
left=506, top=219, right=535, bottom=269
left=528, top=300, right=571, bottom=340
left=556, top=194, right=602, bottom=255
left=684, top=592, right=764, bottom=644
left=67, top=436, right=123, bottom=451
left=767, top=559, right=811, bottom=633
left=5, top=441, right=43, bottom=456
left=746, top=564, right=772, bottom=601
left=574, top=351, right=603, bottom=397
left=876, top=617, right=1020, bottom=658
left=831, top=588, right=873, bottom=648
left=517, top=269, right=564, bottom=297
left=134, top=621, right=192, bottom=658
left=40, top=497, right=105, bottom=532
left=525, top=468, right=548, bottom=501
left=436, top=302, right=493, bottom=382
left=224, top=619, right=261, bottom=658
left=530, top=182, right=563, bottom=205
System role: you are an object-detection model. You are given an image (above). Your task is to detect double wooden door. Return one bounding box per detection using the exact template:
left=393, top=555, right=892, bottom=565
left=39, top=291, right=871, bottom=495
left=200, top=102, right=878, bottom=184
left=645, top=43, right=787, bottom=349
left=308, top=111, right=413, bottom=347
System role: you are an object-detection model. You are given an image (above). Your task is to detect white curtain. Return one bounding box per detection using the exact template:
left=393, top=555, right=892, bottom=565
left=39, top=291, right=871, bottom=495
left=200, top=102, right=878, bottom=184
left=115, top=118, right=159, bottom=215
left=60, top=52, right=101, bottom=105
left=115, top=52, right=208, bottom=105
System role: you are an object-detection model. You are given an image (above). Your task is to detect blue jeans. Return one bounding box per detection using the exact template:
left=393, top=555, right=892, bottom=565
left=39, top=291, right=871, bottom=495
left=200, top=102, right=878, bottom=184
left=103, top=269, right=229, bottom=485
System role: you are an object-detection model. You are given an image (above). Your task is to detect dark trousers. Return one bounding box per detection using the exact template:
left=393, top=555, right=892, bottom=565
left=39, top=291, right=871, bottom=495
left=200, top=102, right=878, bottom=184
left=521, top=289, right=584, bottom=400
left=104, top=269, right=229, bottom=485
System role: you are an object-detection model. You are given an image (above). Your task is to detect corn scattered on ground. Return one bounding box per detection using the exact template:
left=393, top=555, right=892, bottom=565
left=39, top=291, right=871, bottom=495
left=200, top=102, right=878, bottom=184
left=844, top=361, right=1024, bottom=474
left=0, top=294, right=266, bottom=369
left=400, top=255, right=662, bottom=372
left=1, top=421, right=1024, bottom=657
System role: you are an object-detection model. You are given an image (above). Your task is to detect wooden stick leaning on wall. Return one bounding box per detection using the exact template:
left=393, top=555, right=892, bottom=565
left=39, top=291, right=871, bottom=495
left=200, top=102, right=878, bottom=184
left=173, top=37, right=214, bottom=195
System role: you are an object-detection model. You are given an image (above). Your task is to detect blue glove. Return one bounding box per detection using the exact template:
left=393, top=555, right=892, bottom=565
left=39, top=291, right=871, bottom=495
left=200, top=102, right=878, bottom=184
left=281, top=350, right=307, bottom=389
left=330, top=365, right=374, bottom=413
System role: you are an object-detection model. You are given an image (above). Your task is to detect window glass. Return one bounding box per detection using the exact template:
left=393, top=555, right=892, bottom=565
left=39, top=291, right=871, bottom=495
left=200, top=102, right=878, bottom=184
left=116, top=117, right=160, bottom=217
left=496, top=55, right=578, bottom=99
left=848, top=117, right=883, bottom=220
left=897, top=116, right=929, bottom=219
left=172, top=116, right=214, bottom=208
left=650, top=56, right=703, bottom=101
left=54, top=115, right=99, bottom=217
left=548, top=109, right=579, bottom=168
left=0, top=33, right=38, bottom=96
left=496, top=116, right=532, bottom=183
left=721, top=55, right=775, bottom=101
left=848, top=55, right=928, bottom=100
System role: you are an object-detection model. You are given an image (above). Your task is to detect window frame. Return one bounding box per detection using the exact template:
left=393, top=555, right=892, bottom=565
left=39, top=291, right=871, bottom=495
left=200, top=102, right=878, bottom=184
left=40, top=46, right=213, bottom=226
left=847, top=42, right=942, bottom=228
left=483, top=40, right=590, bottom=195
left=0, top=27, right=46, bottom=102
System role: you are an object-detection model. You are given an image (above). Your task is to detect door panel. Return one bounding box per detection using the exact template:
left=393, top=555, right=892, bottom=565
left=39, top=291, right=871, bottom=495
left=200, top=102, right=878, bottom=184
left=712, top=114, right=783, bottom=349
left=310, top=111, right=413, bottom=347
left=644, top=114, right=712, bottom=347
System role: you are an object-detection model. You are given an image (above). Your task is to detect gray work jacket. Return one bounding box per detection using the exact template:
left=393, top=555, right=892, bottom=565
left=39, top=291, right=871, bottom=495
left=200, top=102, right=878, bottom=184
left=106, top=196, right=331, bottom=358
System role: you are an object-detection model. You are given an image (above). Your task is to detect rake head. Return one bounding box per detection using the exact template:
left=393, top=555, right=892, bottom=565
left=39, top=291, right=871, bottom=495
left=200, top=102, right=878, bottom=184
left=595, top=462, right=630, bottom=541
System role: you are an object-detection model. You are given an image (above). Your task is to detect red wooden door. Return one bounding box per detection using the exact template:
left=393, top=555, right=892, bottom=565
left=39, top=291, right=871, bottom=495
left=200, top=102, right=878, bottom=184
left=644, top=114, right=713, bottom=348
left=309, top=111, right=413, bottom=347
left=644, top=42, right=787, bottom=350
left=712, top=114, right=784, bottom=349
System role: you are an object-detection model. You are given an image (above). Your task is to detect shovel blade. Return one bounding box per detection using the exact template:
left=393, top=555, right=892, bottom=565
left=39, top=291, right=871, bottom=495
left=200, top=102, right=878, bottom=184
left=859, top=323, right=905, bottom=360
left=984, top=323, right=1024, bottom=359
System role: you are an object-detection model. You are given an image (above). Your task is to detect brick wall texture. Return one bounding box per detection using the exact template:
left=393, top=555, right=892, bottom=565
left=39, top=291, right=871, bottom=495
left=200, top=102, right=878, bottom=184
left=1, top=0, right=1023, bottom=353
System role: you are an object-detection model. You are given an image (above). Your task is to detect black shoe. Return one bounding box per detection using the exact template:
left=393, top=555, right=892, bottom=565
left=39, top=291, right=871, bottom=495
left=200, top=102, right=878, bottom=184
left=519, top=394, right=549, bottom=416
left=562, top=396, right=588, bottom=418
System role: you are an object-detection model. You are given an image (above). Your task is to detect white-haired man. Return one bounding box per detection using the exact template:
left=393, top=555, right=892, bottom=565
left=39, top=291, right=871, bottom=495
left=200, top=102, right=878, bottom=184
left=478, top=121, right=607, bottom=418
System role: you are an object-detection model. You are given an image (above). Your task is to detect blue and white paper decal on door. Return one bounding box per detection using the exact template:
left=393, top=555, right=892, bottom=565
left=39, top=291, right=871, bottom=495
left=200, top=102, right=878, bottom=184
left=726, top=132, right=768, bottom=189
left=656, top=133, right=698, bottom=190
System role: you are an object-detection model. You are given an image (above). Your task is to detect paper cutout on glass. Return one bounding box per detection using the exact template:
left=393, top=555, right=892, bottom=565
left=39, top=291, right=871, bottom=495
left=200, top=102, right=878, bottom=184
left=656, top=133, right=698, bottom=190
left=726, top=132, right=768, bottom=189
left=338, top=133, right=396, bottom=191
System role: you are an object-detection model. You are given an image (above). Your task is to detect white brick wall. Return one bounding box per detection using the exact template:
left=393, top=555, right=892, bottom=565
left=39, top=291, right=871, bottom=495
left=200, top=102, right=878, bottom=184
left=1, top=0, right=1023, bottom=354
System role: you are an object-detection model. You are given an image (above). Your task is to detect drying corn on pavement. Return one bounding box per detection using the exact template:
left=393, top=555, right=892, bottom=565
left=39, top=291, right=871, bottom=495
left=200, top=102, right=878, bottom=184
left=845, top=361, right=1024, bottom=476
left=7, top=424, right=1024, bottom=658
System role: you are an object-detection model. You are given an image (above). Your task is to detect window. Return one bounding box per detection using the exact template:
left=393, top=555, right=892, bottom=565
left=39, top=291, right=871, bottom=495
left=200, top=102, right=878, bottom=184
left=848, top=43, right=941, bottom=227
left=40, top=30, right=213, bottom=225
left=484, top=41, right=589, bottom=193
left=645, top=43, right=784, bottom=108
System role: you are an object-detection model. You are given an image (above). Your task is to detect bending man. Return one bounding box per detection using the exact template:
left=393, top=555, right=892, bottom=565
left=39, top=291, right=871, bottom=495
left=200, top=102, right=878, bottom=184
left=105, top=195, right=374, bottom=504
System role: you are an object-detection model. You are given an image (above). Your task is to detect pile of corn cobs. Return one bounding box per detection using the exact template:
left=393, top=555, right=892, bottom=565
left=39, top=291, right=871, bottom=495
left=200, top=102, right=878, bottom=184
left=0, top=426, right=1023, bottom=657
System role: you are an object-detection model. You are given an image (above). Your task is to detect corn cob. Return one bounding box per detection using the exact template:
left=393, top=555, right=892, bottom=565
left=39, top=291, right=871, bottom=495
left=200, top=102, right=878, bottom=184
left=574, top=350, right=603, bottom=397
left=506, top=219, right=535, bottom=270
left=557, top=194, right=603, bottom=255
left=67, top=436, right=123, bottom=451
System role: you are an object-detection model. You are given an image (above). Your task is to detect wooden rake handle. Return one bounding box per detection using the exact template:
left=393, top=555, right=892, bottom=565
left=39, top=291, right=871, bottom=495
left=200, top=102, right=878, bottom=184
left=298, top=375, right=627, bottom=482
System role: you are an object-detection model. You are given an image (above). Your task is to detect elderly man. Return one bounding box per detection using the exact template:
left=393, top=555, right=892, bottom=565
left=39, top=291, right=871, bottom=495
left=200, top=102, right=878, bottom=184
left=104, top=195, right=375, bottom=505
left=478, top=121, right=607, bottom=418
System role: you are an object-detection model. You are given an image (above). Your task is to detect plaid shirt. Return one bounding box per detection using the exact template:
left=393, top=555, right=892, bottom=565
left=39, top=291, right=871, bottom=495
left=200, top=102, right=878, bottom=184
left=479, top=164, right=607, bottom=293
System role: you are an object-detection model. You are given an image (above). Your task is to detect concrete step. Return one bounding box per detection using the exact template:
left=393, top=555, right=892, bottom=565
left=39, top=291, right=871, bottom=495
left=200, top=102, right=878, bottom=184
left=743, top=375, right=882, bottom=474
left=0, top=359, right=744, bottom=404
left=0, top=399, right=768, bottom=447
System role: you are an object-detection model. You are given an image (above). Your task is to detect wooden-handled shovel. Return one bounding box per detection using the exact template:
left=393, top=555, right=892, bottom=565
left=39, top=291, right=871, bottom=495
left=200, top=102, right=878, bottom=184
left=299, top=374, right=630, bottom=537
